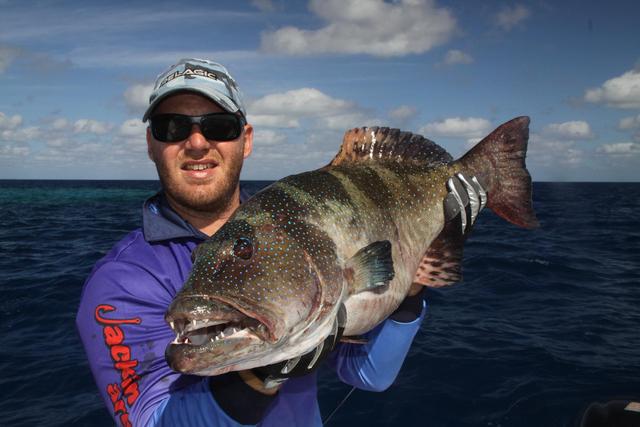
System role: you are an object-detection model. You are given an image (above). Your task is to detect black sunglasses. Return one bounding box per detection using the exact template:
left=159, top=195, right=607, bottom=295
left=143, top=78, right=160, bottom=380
left=149, top=113, right=246, bottom=143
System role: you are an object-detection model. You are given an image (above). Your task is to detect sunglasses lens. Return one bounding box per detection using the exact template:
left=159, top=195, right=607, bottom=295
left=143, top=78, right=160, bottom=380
left=151, top=115, right=191, bottom=142
left=201, top=115, right=242, bottom=141
left=150, top=114, right=243, bottom=143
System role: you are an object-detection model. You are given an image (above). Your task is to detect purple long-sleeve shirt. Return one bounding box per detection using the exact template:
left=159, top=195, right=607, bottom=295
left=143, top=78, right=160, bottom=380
left=76, top=192, right=425, bottom=426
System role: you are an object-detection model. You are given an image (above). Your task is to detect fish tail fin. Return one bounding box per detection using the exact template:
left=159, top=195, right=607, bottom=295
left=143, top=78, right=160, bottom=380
left=458, top=116, right=539, bottom=228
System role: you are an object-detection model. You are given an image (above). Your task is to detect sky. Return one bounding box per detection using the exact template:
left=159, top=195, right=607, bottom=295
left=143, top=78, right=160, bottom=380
left=1, top=0, right=639, bottom=182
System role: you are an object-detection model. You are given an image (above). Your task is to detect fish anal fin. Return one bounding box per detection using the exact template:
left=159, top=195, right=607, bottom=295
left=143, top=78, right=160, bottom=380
left=413, top=220, right=464, bottom=288
left=344, top=240, right=395, bottom=294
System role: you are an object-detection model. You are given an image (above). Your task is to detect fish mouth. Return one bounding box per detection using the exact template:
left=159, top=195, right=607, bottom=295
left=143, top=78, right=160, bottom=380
left=164, top=296, right=276, bottom=374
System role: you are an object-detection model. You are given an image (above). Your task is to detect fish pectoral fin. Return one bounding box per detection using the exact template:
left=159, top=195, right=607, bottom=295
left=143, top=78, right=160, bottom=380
left=339, top=335, right=368, bottom=345
left=413, top=218, right=464, bottom=288
left=344, top=240, right=395, bottom=294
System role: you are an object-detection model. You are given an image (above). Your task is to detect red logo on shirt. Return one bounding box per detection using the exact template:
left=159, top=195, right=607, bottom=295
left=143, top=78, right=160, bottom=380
left=95, top=304, right=142, bottom=427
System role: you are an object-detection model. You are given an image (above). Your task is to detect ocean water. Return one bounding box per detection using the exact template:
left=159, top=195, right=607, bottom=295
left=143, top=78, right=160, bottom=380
left=0, top=180, right=638, bottom=426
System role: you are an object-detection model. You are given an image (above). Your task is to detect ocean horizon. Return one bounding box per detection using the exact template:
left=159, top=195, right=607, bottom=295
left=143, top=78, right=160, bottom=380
left=1, top=180, right=638, bottom=426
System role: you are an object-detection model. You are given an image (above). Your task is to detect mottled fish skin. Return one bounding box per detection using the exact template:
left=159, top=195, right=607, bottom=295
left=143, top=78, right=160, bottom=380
left=165, top=117, right=537, bottom=375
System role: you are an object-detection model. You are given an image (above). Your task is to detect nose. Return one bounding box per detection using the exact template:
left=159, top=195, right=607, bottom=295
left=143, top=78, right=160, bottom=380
left=184, top=124, right=210, bottom=152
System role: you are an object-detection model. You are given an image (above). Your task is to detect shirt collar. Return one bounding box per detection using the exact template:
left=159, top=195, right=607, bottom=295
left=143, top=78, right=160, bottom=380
left=142, top=187, right=250, bottom=243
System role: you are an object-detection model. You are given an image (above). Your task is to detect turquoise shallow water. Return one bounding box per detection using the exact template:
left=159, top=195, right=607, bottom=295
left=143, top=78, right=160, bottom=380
left=0, top=180, right=638, bottom=426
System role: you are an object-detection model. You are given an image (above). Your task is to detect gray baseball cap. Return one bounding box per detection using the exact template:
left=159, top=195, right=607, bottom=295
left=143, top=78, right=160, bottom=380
left=142, top=58, right=246, bottom=122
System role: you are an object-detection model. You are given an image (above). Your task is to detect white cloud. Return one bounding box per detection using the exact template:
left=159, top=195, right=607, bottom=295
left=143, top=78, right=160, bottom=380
left=543, top=120, right=594, bottom=139
left=251, top=0, right=275, bottom=12
left=0, top=113, right=40, bottom=155
left=244, top=127, right=346, bottom=179
left=261, top=0, right=457, bottom=57
left=46, top=137, right=67, bottom=147
left=389, top=105, right=417, bottom=122
left=619, top=113, right=640, bottom=130
left=248, top=114, right=300, bottom=128
left=73, top=119, right=111, bottom=134
left=442, top=49, right=473, bottom=65
left=51, top=118, right=69, bottom=130
left=254, top=129, right=287, bottom=146
left=528, top=134, right=584, bottom=166
left=0, top=110, right=155, bottom=176
left=248, top=87, right=372, bottom=131
left=584, top=69, right=640, bottom=109
left=1, top=126, right=40, bottom=142
left=0, top=112, right=23, bottom=130
left=495, top=4, right=530, bottom=31
left=420, top=117, right=492, bottom=138
left=597, top=142, right=640, bottom=156
left=250, top=88, right=353, bottom=115
left=318, top=111, right=380, bottom=131
left=0, top=144, right=30, bottom=157
left=119, top=119, right=147, bottom=138
left=124, top=84, right=154, bottom=114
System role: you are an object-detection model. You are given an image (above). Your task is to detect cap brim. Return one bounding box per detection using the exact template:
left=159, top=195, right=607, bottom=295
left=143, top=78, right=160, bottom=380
left=142, top=87, right=239, bottom=122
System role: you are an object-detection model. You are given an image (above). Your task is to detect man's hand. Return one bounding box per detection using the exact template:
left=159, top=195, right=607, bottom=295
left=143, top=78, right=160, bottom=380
left=251, top=305, right=346, bottom=389
left=443, top=172, right=487, bottom=235
left=407, top=172, right=487, bottom=296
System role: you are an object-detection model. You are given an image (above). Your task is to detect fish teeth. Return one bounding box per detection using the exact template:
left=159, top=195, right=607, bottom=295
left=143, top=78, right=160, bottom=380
left=169, top=321, right=175, bottom=330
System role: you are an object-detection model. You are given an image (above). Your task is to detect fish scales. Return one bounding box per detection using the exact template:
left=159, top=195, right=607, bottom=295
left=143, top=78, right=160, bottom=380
left=165, top=117, right=538, bottom=375
left=324, top=163, right=452, bottom=333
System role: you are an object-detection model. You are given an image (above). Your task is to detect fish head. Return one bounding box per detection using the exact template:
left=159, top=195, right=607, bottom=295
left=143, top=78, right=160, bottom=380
left=165, top=216, right=326, bottom=376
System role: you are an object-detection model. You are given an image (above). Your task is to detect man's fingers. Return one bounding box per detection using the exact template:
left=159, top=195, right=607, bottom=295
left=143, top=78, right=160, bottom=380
left=444, top=174, right=488, bottom=232
left=280, top=356, right=301, bottom=374
left=446, top=176, right=468, bottom=233
left=456, top=173, right=480, bottom=225
left=471, top=176, right=487, bottom=211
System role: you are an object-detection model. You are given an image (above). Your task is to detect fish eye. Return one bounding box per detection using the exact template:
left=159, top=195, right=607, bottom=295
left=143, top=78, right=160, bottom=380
left=233, top=237, right=253, bottom=260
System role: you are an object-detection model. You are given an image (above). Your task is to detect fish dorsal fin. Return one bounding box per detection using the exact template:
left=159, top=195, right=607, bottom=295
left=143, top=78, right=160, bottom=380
left=330, top=127, right=453, bottom=167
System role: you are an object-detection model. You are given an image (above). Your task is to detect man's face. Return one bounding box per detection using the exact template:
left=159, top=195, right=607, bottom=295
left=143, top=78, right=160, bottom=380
left=146, top=92, right=253, bottom=214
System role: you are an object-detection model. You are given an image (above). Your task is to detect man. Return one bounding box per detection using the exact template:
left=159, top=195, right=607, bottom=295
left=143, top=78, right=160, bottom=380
left=76, top=58, right=428, bottom=427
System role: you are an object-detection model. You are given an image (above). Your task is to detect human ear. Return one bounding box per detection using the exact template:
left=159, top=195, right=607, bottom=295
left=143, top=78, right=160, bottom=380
left=242, top=123, right=253, bottom=159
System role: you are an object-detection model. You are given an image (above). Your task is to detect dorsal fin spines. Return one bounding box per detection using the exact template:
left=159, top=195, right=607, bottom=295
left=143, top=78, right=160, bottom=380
left=329, top=127, right=452, bottom=167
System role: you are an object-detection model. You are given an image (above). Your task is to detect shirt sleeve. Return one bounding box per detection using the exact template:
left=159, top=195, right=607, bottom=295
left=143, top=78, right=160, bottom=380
left=328, top=300, right=427, bottom=392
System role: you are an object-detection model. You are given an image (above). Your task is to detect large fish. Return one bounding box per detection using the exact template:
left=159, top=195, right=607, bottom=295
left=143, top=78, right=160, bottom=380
left=165, top=116, right=538, bottom=376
